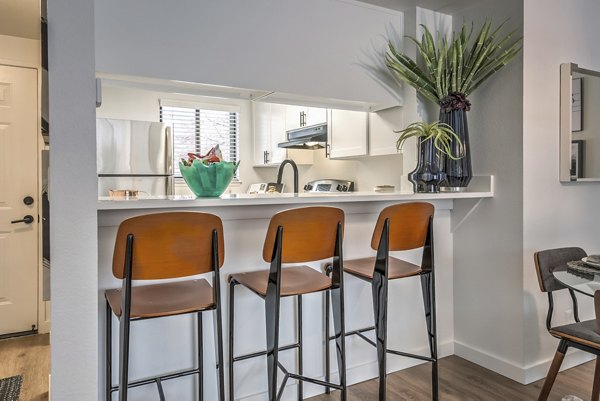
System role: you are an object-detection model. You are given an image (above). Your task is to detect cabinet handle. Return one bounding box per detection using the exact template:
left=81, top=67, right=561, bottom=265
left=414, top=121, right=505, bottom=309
left=265, top=150, right=270, bottom=164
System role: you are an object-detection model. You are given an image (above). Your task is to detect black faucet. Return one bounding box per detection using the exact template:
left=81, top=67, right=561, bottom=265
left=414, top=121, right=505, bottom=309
left=276, top=159, right=299, bottom=193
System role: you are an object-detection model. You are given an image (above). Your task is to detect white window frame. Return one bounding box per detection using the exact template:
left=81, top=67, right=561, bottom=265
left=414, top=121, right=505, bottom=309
left=159, top=99, right=241, bottom=183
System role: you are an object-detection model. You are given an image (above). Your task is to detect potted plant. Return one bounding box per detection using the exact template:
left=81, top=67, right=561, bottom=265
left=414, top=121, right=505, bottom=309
left=396, top=121, right=463, bottom=193
left=384, top=19, right=522, bottom=191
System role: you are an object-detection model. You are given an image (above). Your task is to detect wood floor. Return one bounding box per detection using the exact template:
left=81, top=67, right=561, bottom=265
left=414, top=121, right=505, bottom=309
left=308, top=355, right=597, bottom=401
left=0, top=334, right=49, bottom=401
left=0, top=335, right=596, bottom=401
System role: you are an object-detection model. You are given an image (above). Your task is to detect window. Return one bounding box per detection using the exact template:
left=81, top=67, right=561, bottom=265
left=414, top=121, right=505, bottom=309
left=159, top=100, right=240, bottom=179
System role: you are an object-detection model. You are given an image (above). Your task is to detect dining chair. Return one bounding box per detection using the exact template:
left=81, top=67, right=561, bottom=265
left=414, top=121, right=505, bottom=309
left=105, top=212, right=226, bottom=401
left=534, top=247, right=600, bottom=401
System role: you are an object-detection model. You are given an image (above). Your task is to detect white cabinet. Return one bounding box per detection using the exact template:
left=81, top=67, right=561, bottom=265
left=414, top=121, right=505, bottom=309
left=368, top=106, right=402, bottom=156
left=253, top=102, right=314, bottom=166
left=253, top=102, right=286, bottom=166
left=327, top=109, right=368, bottom=158
left=285, top=105, right=327, bottom=131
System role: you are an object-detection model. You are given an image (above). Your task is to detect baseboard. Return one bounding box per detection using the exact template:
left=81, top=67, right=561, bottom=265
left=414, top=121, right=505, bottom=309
left=523, top=348, right=595, bottom=384
left=455, top=340, right=595, bottom=385
left=237, top=340, right=454, bottom=401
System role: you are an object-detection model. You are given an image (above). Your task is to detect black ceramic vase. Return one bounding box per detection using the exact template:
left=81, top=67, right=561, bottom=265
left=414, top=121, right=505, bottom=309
left=439, top=97, right=473, bottom=191
left=408, top=137, right=446, bottom=193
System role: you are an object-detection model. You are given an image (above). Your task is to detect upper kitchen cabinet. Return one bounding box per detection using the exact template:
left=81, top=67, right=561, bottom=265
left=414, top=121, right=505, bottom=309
left=368, top=106, right=402, bottom=156
left=253, top=102, right=313, bottom=166
left=253, top=102, right=287, bottom=166
left=285, top=105, right=328, bottom=131
left=327, top=109, right=368, bottom=159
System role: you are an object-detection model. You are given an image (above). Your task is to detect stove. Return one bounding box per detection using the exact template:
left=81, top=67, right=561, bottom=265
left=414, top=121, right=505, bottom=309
left=303, top=179, right=355, bottom=193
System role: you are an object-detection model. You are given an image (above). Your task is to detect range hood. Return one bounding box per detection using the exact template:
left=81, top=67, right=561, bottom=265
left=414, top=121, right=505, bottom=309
left=278, top=123, right=327, bottom=150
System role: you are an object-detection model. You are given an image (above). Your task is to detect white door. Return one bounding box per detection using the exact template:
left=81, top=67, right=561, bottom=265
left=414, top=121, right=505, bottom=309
left=0, top=65, right=39, bottom=335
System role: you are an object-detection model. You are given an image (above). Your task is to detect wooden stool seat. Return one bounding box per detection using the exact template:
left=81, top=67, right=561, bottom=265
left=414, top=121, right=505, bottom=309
left=230, top=266, right=331, bottom=297
left=105, top=279, right=215, bottom=319
left=344, top=256, right=422, bottom=281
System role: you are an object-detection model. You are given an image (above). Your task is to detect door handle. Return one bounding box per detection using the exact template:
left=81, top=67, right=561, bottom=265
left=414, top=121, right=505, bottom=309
left=11, top=215, right=34, bottom=224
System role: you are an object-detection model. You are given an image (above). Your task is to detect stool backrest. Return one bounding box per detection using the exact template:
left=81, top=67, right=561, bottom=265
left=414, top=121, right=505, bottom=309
left=534, top=247, right=587, bottom=293
left=112, top=212, right=224, bottom=280
left=371, top=202, right=434, bottom=251
left=262, top=206, right=344, bottom=263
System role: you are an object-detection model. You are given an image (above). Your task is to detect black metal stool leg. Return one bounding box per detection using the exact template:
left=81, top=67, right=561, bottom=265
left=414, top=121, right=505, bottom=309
left=331, top=285, right=347, bottom=401
left=324, top=267, right=331, bottom=395
left=265, top=288, right=281, bottom=401
left=421, top=272, right=438, bottom=401
left=228, top=281, right=236, bottom=401
left=214, top=305, right=226, bottom=401
left=372, top=271, right=388, bottom=401
left=297, top=295, right=303, bottom=401
left=118, top=315, right=131, bottom=401
left=106, top=300, right=112, bottom=401
left=197, top=312, right=203, bottom=401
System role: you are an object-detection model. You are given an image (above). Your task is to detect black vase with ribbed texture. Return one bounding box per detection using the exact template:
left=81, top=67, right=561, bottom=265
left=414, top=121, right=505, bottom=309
left=439, top=108, right=472, bottom=191
left=408, top=137, right=446, bottom=193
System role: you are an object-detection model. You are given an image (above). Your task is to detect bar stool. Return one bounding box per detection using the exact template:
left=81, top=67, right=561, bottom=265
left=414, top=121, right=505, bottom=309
left=325, top=202, right=436, bottom=401
left=228, top=206, right=347, bottom=401
left=105, top=212, right=226, bottom=401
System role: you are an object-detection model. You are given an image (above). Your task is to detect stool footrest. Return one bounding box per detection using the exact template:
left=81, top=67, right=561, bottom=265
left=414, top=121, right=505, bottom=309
left=344, top=326, right=437, bottom=363
left=110, top=367, right=200, bottom=393
left=277, top=360, right=343, bottom=391
left=232, top=342, right=300, bottom=362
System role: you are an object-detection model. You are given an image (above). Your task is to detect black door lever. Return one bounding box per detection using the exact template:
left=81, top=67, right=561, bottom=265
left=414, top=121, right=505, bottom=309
left=11, top=215, right=34, bottom=224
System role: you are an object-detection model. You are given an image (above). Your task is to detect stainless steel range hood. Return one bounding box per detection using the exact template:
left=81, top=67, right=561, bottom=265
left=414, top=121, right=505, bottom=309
left=278, top=123, right=327, bottom=150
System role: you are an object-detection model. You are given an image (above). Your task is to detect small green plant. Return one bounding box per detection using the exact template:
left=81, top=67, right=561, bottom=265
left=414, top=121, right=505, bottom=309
left=396, top=121, right=464, bottom=160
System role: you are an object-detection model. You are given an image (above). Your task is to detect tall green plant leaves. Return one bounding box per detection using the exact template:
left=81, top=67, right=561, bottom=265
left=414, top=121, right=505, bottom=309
left=384, top=18, right=521, bottom=104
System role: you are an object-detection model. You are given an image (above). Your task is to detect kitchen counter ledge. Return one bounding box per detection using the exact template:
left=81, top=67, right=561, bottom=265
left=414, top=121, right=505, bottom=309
left=98, top=175, right=493, bottom=211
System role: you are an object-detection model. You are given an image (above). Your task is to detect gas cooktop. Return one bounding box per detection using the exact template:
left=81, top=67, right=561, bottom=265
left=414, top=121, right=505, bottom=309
left=303, top=179, right=354, bottom=193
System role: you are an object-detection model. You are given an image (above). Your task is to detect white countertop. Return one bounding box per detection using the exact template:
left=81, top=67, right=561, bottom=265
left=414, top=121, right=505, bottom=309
left=97, top=188, right=493, bottom=211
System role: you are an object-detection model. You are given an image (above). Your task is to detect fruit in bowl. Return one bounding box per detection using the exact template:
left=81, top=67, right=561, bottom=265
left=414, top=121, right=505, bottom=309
left=179, top=145, right=239, bottom=197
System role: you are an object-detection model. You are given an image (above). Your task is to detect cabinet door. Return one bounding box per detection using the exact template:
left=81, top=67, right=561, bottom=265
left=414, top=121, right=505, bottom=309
left=369, top=106, right=402, bottom=156
left=328, top=109, right=368, bottom=158
left=269, top=103, right=287, bottom=164
left=306, top=107, right=327, bottom=126
left=285, top=105, right=305, bottom=131
left=253, top=102, right=271, bottom=165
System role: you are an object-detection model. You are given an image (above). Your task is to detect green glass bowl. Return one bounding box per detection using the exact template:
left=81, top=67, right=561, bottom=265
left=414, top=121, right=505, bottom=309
left=179, top=160, right=239, bottom=197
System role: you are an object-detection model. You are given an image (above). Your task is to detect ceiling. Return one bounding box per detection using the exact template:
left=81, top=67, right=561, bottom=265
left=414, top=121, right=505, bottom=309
left=0, top=0, right=40, bottom=40
left=356, top=0, right=490, bottom=13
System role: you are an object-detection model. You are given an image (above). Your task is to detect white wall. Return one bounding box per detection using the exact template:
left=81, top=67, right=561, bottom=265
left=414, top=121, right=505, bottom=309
left=523, top=0, right=600, bottom=383
left=48, top=0, right=98, bottom=400
left=94, top=0, right=401, bottom=105
left=450, top=0, right=526, bottom=382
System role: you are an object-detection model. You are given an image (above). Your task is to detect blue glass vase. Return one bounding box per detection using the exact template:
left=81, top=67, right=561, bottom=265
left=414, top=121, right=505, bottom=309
left=408, top=137, right=446, bottom=193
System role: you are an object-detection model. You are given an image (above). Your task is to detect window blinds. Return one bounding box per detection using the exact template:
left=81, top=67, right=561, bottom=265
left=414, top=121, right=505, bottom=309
left=160, top=101, right=239, bottom=178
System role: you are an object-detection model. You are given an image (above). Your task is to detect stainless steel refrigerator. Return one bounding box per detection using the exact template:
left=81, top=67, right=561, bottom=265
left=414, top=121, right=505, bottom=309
left=96, top=118, right=173, bottom=197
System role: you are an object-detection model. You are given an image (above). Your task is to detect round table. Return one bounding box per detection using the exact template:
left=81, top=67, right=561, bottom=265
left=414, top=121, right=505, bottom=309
left=553, top=270, right=600, bottom=297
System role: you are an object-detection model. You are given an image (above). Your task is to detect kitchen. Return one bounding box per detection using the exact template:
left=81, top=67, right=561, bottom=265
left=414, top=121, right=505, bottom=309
left=95, top=69, right=495, bottom=401
left=43, top=0, right=600, bottom=400
left=90, top=0, right=497, bottom=398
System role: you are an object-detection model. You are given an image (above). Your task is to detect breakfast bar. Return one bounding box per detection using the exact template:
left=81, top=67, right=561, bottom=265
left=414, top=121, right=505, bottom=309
left=97, top=186, right=492, bottom=400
